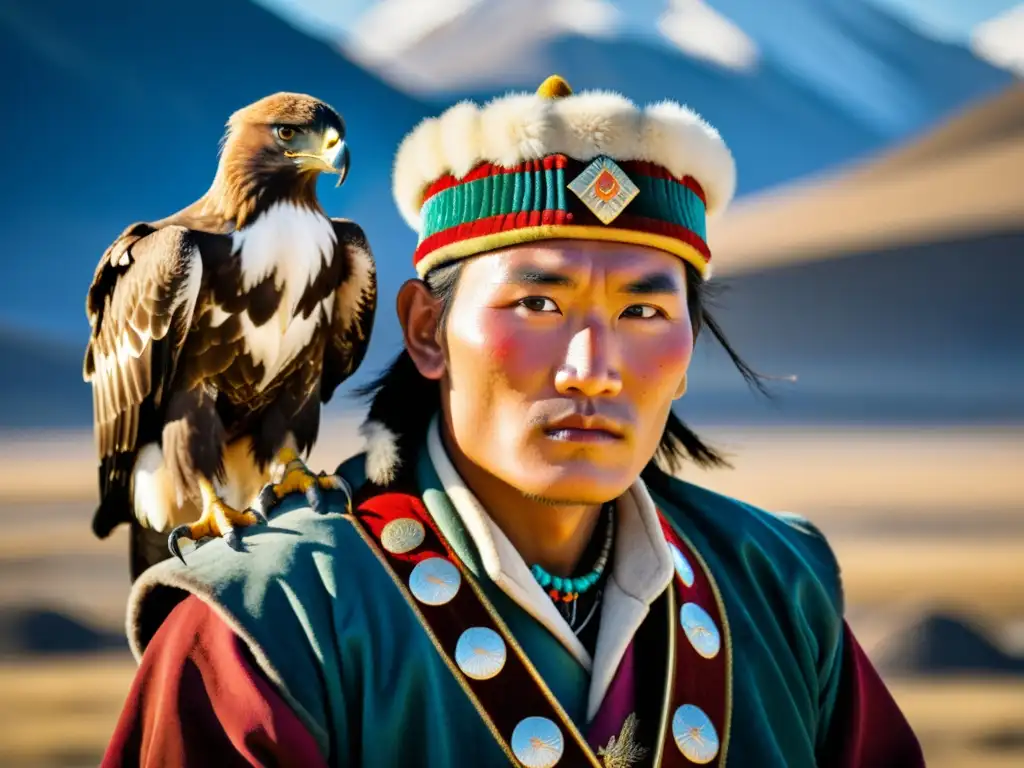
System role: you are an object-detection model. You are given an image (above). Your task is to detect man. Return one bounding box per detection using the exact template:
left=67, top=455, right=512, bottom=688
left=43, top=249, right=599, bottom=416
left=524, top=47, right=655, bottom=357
left=104, top=76, right=924, bottom=767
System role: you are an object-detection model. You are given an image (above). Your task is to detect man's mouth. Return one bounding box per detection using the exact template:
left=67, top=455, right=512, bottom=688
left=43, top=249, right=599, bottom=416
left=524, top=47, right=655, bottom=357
left=542, top=414, right=625, bottom=443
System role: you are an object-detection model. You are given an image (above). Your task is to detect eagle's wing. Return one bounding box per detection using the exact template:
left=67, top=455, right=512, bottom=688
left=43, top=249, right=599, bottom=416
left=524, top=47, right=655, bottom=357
left=321, top=218, right=377, bottom=403
left=83, top=223, right=203, bottom=539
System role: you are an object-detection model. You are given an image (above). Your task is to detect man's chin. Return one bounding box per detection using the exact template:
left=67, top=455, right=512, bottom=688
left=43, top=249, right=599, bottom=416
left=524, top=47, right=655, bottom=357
left=521, top=492, right=614, bottom=507
left=508, top=462, right=635, bottom=507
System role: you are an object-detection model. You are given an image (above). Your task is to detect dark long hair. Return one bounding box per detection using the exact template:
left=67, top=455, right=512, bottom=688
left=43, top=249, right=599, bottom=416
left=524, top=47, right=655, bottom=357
left=356, top=258, right=768, bottom=483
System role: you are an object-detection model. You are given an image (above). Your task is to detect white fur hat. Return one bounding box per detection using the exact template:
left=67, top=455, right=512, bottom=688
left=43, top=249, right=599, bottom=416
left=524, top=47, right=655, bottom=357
left=392, top=75, right=736, bottom=280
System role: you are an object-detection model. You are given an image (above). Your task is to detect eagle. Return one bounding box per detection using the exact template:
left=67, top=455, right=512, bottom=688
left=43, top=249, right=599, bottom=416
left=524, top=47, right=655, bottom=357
left=83, top=92, right=376, bottom=580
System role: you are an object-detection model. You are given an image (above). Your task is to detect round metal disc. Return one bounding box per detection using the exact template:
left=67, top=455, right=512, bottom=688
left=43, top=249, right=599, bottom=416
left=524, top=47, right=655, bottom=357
left=408, top=557, right=461, bottom=606
left=455, top=627, right=507, bottom=680
left=672, top=704, right=719, bottom=764
left=511, top=716, right=564, bottom=768
left=680, top=602, right=721, bottom=659
left=669, top=543, right=695, bottom=587
left=381, top=517, right=426, bottom=555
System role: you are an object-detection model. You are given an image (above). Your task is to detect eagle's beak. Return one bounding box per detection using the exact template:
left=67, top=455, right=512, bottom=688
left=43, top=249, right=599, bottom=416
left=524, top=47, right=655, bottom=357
left=332, top=141, right=350, bottom=187
left=285, top=126, right=349, bottom=186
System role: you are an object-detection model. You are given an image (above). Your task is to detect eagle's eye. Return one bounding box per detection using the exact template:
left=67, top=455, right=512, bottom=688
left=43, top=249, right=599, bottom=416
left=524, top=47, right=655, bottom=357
left=275, top=126, right=296, bottom=142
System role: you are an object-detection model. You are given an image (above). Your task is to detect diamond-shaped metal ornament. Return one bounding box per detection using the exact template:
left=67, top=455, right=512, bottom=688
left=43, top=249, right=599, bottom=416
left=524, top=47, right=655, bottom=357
left=568, top=156, right=639, bottom=225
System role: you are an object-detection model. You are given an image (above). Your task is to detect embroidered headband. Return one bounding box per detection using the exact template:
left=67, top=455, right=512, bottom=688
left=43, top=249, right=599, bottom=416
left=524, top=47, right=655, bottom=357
left=392, top=75, right=736, bottom=279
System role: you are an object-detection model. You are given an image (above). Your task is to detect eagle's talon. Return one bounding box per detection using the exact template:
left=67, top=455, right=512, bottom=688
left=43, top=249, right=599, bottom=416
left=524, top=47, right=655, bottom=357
left=247, top=507, right=269, bottom=526
left=223, top=528, right=242, bottom=552
left=305, top=483, right=325, bottom=514
left=168, top=524, right=195, bottom=565
left=250, top=484, right=279, bottom=520
left=165, top=482, right=262, bottom=563
left=266, top=452, right=327, bottom=514
left=322, top=473, right=353, bottom=511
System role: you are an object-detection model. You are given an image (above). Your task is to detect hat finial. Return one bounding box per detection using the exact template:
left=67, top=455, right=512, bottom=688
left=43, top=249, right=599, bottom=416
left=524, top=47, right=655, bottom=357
left=536, top=75, right=573, bottom=99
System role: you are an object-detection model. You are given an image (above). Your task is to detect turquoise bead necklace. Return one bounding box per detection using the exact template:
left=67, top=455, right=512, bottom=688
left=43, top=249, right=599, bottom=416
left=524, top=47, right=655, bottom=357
left=530, top=501, right=615, bottom=604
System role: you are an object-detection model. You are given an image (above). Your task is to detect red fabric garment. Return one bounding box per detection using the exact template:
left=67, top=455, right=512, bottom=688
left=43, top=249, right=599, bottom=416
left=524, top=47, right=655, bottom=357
left=101, top=595, right=326, bottom=768
left=820, top=621, right=926, bottom=767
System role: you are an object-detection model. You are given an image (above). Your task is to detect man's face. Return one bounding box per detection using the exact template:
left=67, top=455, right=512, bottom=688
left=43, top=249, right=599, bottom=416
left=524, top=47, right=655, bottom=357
left=437, top=239, right=693, bottom=504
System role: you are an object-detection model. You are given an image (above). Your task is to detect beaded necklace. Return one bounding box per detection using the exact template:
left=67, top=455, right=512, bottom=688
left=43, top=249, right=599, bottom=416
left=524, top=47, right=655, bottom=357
left=529, top=501, right=615, bottom=604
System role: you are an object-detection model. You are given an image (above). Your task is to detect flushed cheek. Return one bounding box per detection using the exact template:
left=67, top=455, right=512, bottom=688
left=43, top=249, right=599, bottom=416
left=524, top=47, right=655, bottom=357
left=487, top=332, right=517, bottom=365
left=624, top=332, right=692, bottom=391
left=470, top=315, right=556, bottom=383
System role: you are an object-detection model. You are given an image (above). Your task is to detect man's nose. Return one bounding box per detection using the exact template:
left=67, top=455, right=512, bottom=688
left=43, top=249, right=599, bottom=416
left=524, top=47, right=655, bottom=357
left=554, top=323, right=623, bottom=398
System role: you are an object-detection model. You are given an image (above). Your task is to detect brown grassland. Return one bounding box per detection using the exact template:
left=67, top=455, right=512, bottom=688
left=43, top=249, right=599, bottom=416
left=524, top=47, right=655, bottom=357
left=0, top=421, right=1021, bottom=767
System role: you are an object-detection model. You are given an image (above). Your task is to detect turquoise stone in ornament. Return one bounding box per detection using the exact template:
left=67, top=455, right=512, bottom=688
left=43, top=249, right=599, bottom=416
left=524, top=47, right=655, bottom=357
left=531, top=565, right=553, bottom=588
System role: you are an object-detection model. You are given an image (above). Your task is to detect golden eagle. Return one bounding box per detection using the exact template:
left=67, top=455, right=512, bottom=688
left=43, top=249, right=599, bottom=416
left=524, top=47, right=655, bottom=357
left=83, top=93, right=376, bottom=579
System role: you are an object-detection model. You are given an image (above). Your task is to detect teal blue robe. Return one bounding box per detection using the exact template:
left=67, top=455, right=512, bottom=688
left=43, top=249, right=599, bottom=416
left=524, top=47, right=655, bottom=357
left=124, top=440, right=920, bottom=766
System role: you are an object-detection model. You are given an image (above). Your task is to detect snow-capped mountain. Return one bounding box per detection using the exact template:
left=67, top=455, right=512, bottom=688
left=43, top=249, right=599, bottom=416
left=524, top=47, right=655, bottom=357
left=255, top=0, right=1016, bottom=195
left=259, top=0, right=1021, bottom=102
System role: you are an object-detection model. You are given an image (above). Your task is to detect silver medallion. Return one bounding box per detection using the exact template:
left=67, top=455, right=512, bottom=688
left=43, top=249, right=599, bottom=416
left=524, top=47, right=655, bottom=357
left=672, top=704, right=719, bottom=764
left=455, top=627, right=507, bottom=680
left=381, top=517, right=426, bottom=554
left=408, top=557, right=461, bottom=606
left=680, top=602, right=720, bottom=659
left=511, top=716, right=564, bottom=768
left=669, top=543, right=695, bottom=587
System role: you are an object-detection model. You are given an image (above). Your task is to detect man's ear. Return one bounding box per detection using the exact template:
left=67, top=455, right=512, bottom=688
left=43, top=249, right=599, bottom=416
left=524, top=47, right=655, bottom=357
left=397, top=278, right=446, bottom=381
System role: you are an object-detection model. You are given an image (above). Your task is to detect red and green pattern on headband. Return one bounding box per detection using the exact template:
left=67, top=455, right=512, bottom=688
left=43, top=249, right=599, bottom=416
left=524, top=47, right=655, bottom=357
left=413, top=154, right=711, bottom=273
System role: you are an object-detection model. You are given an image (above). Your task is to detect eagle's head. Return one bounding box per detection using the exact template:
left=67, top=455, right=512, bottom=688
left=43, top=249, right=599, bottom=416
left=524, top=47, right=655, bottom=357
left=225, top=92, right=349, bottom=186
left=212, top=93, right=350, bottom=226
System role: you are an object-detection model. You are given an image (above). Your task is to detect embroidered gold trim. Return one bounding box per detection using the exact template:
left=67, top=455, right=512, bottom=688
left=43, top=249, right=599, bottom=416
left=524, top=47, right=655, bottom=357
left=343, top=514, right=519, bottom=766
left=652, top=583, right=677, bottom=767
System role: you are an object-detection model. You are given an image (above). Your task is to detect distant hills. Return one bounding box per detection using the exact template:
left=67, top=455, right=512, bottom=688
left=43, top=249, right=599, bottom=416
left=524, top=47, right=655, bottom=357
left=1, top=0, right=1020, bottom=429
left=0, top=606, right=127, bottom=657
left=0, top=327, right=89, bottom=429
left=874, top=611, right=1024, bottom=677
left=678, top=227, right=1024, bottom=426
left=710, top=83, right=1024, bottom=274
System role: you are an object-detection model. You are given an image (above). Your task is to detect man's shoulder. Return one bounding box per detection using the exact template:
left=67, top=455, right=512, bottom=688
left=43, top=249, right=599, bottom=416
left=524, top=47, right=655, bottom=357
left=158, top=451, right=375, bottom=584
left=648, top=470, right=844, bottom=613
left=127, top=457, right=386, bottom=660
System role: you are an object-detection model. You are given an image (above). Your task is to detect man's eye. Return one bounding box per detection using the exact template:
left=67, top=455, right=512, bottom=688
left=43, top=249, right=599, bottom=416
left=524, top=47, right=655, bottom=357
left=622, top=304, right=660, bottom=319
left=518, top=297, right=559, bottom=313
